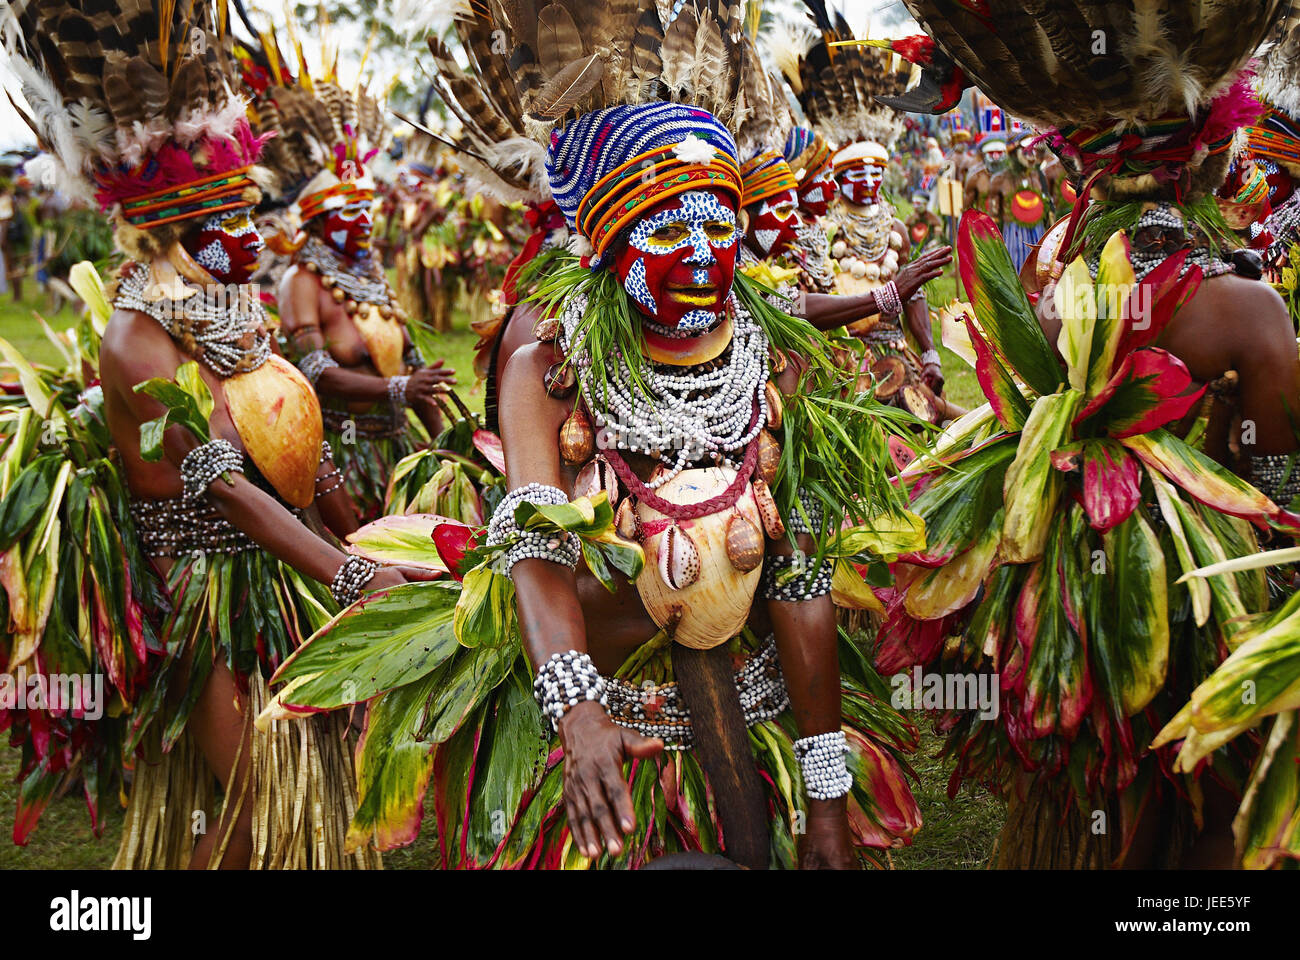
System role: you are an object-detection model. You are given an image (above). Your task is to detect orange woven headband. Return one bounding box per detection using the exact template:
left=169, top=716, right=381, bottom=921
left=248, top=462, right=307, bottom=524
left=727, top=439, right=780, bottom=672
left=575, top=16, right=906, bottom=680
left=298, top=182, right=375, bottom=222
left=576, top=144, right=742, bottom=258
left=740, top=152, right=799, bottom=207
left=120, top=167, right=256, bottom=229
left=789, top=138, right=832, bottom=180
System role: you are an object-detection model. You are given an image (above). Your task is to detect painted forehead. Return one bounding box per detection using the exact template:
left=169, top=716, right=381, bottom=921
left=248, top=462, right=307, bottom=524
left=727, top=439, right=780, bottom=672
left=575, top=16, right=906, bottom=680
left=843, top=163, right=883, bottom=180
left=627, top=190, right=738, bottom=252
left=201, top=206, right=258, bottom=236
left=758, top=190, right=798, bottom=217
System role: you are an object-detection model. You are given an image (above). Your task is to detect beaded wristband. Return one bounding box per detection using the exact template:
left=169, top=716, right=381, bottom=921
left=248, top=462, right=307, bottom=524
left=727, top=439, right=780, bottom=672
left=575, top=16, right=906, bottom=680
left=387, top=375, right=411, bottom=411
left=761, top=552, right=833, bottom=602
left=874, top=280, right=902, bottom=317
left=488, top=483, right=580, bottom=574
left=320, top=440, right=333, bottom=463
left=180, top=439, right=244, bottom=506
left=920, top=349, right=941, bottom=368
left=331, top=554, right=378, bottom=607
left=794, top=730, right=853, bottom=800
left=532, top=650, right=608, bottom=731
left=299, top=349, right=339, bottom=388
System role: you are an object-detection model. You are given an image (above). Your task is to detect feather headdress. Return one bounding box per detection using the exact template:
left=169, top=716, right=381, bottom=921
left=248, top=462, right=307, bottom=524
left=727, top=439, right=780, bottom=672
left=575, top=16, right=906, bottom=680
left=1, top=0, right=268, bottom=259
left=233, top=10, right=389, bottom=221
left=1246, top=2, right=1300, bottom=177
left=780, top=3, right=912, bottom=151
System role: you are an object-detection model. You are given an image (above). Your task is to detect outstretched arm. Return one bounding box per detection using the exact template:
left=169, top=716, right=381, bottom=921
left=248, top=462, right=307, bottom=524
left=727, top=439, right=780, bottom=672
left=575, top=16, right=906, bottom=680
left=798, top=246, right=952, bottom=331
left=499, top=341, right=662, bottom=860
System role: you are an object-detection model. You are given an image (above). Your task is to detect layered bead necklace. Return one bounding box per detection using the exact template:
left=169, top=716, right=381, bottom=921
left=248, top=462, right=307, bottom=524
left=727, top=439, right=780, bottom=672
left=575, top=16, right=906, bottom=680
left=114, top=262, right=271, bottom=377
left=790, top=221, right=837, bottom=293
left=298, top=237, right=393, bottom=306
left=836, top=203, right=894, bottom=265
left=562, top=292, right=770, bottom=490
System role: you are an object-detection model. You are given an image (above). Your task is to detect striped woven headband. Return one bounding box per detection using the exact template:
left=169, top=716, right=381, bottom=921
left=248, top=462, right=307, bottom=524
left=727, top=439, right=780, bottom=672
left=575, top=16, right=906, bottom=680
left=120, top=167, right=256, bottom=229
left=1247, top=109, right=1300, bottom=167
left=785, top=131, right=832, bottom=179
left=575, top=144, right=741, bottom=258
left=298, top=182, right=375, bottom=222
left=740, top=151, right=799, bottom=207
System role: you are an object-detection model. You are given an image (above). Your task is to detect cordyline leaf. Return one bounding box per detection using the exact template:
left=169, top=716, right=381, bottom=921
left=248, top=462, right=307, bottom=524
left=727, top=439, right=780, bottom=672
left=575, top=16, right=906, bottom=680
left=418, top=643, right=513, bottom=744
left=844, top=728, right=922, bottom=847
left=471, top=428, right=507, bottom=473
left=957, top=210, right=1062, bottom=396
left=1094, top=508, right=1169, bottom=715
left=1087, top=230, right=1135, bottom=391
left=133, top=361, right=215, bottom=459
left=0, top=336, right=52, bottom=419
left=831, top=560, right=885, bottom=613
left=1051, top=438, right=1141, bottom=532
left=903, top=509, right=1003, bottom=620
left=432, top=521, right=479, bottom=581
left=1149, top=471, right=1213, bottom=627
left=345, top=514, right=453, bottom=572
left=1054, top=255, right=1100, bottom=394
left=1116, top=250, right=1200, bottom=358
left=965, top=314, right=1029, bottom=430
left=1176, top=546, right=1300, bottom=582
left=1154, top=588, right=1300, bottom=767
left=1233, top=712, right=1300, bottom=870
left=827, top=509, right=927, bottom=561
left=455, top=566, right=518, bottom=649
left=348, top=675, right=440, bottom=853
left=900, top=435, right=1014, bottom=566
left=262, top=582, right=460, bottom=717
left=1001, top=390, right=1083, bottom=563
left=1074, top=348, right=1205, bottom=439
left=516, top=493, right=608, bottom=537
left=1122, top=429, right=1300, bottom=532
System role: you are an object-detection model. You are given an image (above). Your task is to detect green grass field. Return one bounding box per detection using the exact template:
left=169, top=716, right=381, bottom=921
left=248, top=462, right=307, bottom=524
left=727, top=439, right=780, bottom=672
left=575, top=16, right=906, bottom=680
left=0, top=258, right=1000, bottom=869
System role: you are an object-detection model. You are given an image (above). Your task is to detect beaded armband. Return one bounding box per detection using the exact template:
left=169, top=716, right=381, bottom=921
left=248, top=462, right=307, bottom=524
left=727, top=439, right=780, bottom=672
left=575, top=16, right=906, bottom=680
left=532, top=651, right=608, bottom=731
left=761, top=552, right=833, bottom=602
left=794, top=731, right=853, bottom=800
left=920, top=349, right=941, bottom=368
left=299, top=349, right=339, bottom=388
left=315, top=440, right=345, bottom=498
left=1252, top=453, right=1300, bottom=507
left=180, top=439, right=244, bottom=506
left=785, top=487, right=825, bottom=538
left=487, top=483, right=581, bottom=574
left=387, top=375, right=411, bottom=411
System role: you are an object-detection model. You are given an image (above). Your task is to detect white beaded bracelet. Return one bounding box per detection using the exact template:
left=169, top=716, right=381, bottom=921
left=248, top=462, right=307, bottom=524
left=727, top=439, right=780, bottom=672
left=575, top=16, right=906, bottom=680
left=920, top=349, right=941, bottom=368
left=532, top=650, right=607, bottom=730
left=794, top=730, right=853, bottom=800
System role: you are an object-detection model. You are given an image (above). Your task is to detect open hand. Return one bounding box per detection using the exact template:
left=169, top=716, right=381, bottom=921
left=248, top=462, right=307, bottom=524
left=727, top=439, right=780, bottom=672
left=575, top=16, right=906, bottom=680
left=895, top=245, right=953, bottom=302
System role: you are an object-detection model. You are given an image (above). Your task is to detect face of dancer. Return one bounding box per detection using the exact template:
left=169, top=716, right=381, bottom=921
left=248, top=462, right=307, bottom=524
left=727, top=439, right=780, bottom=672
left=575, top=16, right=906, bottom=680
left=797, top=164, right=836, bottom=218
left=322, top=199, right=373, bottom=259
left=612, top=189, right=740, bottom=337
left=745, top=188, right=802, bottom=257
left=840, top=161, right=884, bottom=206
left=982, top=145, right=1008, bottom=174
left=185, top=206, right=266, bottom=285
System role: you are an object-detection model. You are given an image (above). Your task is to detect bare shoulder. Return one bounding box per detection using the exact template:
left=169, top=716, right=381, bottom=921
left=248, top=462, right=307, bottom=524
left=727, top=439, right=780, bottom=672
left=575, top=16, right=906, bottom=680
left=100, top=309, right=180, bottom=381
left=501, top=340, right=566, bottom=414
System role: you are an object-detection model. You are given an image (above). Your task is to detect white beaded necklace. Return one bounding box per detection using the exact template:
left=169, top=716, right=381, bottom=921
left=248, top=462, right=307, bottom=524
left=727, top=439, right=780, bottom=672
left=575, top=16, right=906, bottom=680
left=299, top=237, right=392, bottom=305
left=114, top=263, right=271, bottom=378
left=562, top=292, right=770, bottom=490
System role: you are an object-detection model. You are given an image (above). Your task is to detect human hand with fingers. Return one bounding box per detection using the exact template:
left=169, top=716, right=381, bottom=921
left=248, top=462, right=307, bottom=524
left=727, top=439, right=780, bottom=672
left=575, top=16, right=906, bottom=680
left=893, top=245, right=952, bottom=302
left=557, top=700, right=664, bottom=859
left=405, top=363, right=456, bottom=404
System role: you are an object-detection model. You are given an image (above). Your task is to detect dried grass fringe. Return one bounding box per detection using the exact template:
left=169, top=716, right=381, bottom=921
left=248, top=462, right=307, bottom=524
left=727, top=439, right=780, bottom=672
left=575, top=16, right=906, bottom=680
left=112, top=672, right=382, bottom=870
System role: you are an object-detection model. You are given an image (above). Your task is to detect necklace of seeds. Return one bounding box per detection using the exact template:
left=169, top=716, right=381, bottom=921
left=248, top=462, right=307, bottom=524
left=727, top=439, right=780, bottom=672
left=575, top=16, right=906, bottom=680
left=300, top=237, right=392, bottom=305
left=838, top=204, right=893, bottom=262
left=792, top=222, right=837, bottom=292
left=562, top=292, right=769, bottom=490
left=114, top=263, right=271, bottom=377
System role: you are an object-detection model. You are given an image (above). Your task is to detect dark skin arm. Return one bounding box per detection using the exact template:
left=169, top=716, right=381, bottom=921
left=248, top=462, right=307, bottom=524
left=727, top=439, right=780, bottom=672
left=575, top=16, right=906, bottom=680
left=500, top=341, right=663, bottom=860
left=1037, top=273, right=1300, bottom=459
left=99, top=311, right=402, bottom=591
left=895, top=223, right=945, bottom=394
left=799, top=245, right=952, bottom=331
left=278, top=266, right=454, bottom=405
left=313, top=452, right=361, bottom=539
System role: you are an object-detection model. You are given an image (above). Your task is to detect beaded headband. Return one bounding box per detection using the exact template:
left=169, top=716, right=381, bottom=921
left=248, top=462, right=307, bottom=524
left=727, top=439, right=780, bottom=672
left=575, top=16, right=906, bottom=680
left=575, top=145, right=742, bottom=260
left=740, top=151, right=799, bottom=207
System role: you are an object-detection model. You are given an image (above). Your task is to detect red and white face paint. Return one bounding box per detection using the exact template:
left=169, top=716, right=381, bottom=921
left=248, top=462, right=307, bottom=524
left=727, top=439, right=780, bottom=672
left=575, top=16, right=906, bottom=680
left=612, top=189, right=740, bottom=338
left=322, top=198, right=373, bottom=259
left=839, top=161, right=884, bottom=206
left=745, top=187, right=802, bottom=256
left=185, top=206, right=265, bottom=284
left=796, top=165, right=837, bottom=218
